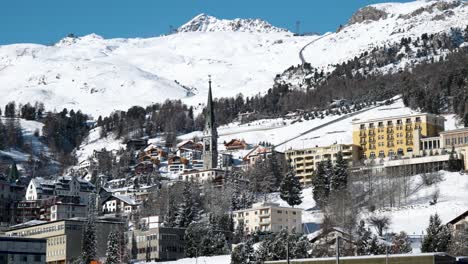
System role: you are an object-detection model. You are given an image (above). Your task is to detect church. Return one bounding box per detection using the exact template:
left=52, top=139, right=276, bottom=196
left=179, top=77, right=230, bottom=184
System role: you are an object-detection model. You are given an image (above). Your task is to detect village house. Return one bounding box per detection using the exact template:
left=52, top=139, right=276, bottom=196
left=179, top=169, right=226, bottom=184
left=101, top=194, right=140, bottom=214
left=25, top=176, right=94, bottom=205
left=448, top=210, right=468, bottom=234
left=176, top=140, right=203, bottom=161
left=224, top=139, right=249, bottom=151
left=242, top=145, right=284, bottom=167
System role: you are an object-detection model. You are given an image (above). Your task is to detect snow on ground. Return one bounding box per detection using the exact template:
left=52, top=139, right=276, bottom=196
left=151, top=255, right=230, bottom=264
left=0, top=117, right=48, bottom=162
left=75, top=127, right=125, bottom=163
left=269, top=171, right=468, bottom=240
left=179, top=98, right=420, bottom=153
left=369, top=171, right=468, bottom=236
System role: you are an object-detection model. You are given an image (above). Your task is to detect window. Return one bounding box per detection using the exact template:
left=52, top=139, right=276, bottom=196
left=378, top=151, right=385, bottom=158
left=378, top=122, right=383, bottom=127
left=397, top=148, right=404, bottom=156
left=369, top=123, right=374, bottom=128
left=369, top=152, right=376, bottom=159
left=360, top=124, right=365, bottom=129
left=416, top=117, right=421, bottom=122
left=277, top=210, right=282, bottom=214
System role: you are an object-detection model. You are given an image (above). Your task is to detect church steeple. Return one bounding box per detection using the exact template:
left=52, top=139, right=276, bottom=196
left=203, top=75, right=218, bottom=170
left=205, top=75, right=215, bottom=129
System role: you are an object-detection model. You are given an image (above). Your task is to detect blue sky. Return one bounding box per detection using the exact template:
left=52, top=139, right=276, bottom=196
left=1, top=0, right=412, bottom=45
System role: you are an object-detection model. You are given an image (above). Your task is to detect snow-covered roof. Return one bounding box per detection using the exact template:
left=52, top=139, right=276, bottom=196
left=105, top=194, right=139, bottom=206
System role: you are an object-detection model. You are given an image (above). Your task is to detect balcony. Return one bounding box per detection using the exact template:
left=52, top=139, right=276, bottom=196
left=259, top=220, right=271, bottom=225
left=387, top=129, right=394, bottom=133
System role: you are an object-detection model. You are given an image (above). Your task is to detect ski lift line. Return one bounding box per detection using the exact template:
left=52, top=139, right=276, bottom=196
left=274, top=97, right=402, bottom=149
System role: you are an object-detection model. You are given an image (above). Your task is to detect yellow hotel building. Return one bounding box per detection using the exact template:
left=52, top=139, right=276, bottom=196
left=352, top=114, right=444, bottom=160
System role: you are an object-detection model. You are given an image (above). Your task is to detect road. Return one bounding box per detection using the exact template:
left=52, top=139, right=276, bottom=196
left=299, top=33, right=331, bottom=64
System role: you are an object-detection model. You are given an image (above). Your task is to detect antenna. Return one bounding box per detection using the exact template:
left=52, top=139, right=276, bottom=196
left=296, top=21, right=301, bottom=35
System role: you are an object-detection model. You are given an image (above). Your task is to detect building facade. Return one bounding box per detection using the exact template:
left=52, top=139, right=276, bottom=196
left=285, top=144, right=359, bottom=185
left=129, top=227, right=186, bottom=262
left=0, top=236, right=46, bottom=264
left=353, top=114, right=445, bottom=160
left=5, top=218, right=124, bottom=264
left=233, top=203, right=303, bottom=234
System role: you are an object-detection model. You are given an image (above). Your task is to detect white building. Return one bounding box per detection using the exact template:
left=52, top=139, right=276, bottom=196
left=233, top=203, right=303, bottom=234
left=101, top=194, right=140, bottom=214
left=26, top=176, right=94, bottom=205
left=179, top=169, right=225, bottom=184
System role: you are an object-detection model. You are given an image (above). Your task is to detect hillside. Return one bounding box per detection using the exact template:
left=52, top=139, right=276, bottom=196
left=0, top=0, right=465, bottom=116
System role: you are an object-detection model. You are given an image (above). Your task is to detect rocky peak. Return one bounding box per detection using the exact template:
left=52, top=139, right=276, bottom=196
left=176, top=13, right=289, bottom=33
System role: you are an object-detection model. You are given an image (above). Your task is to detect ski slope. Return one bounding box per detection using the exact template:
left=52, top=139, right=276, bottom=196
left=0, top=0, right=466, bottom=117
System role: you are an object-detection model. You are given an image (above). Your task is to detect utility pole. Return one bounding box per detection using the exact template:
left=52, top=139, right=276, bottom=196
left=296, top=21, right=301, bottom=35
left=286, top=238, right=290, bottom=264
left=336, top=235, right=340, bottom=264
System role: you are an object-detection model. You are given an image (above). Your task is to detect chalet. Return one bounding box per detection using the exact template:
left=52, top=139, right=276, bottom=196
left=126, top=139, right=148, bottom=151
left=133, top=161, right=155, bottom=174
left=448, top=210, right=468, bottom=234
left=167, top=156, right=189, bottom=174
left=224, top=139, right=249, bottom=151
left=176, top=140, right=203, bottom=160
left=242, top=145, right=284, bottom=167
left=101, top=194, right=140, bottom=214
left=144, top=144, right=168, bottom=160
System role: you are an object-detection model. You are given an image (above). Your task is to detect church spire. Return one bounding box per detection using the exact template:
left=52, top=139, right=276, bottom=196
left=206, top=75, right=215, bottom=129
left=203, top=75, right=218, bottom=170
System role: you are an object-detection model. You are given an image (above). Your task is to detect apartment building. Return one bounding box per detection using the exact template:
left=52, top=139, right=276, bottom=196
left=129, top=227, right=186, bottom=262
left=352, top=114, right=444, bottom=160
left=285, top=144, right=359, bottom=185
left=233, top=203, right=302, bottom=234
left=5, top=218, right=123, bottom=264
left=0, top=236, right=46, bottom=264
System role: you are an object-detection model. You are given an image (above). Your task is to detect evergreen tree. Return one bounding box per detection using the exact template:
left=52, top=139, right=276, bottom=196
left=464, top=112, right=468, bottom=128
left=421, top=213, right=452, bottom=252
left=331, top=151, right=348, bottom=192
left=105, top=230, right=120, bottom=264
left=131, top=232, right=138, bottom=260
left=391, top=231, right=412, bottom=254
left=0, top=118, right=5, bottom=150
left=279, top=170, right=303, bottom=207
left=81, top=196, right=97, bottom=264
left=231, top=239, right=255, bottom=264
left=145, top=241, right=151, bottom=262
left=448, top=146, right=460, bottom=172
left=312, top=161, right=330, bottom=208
left=8, top=160, right=20, bottom=183
left=355, top=220, right=372, bottom=255
left=368, top=235, right=386, bottom=255
left=164, top=195, right=179, bottom=228
left=176, top=183, right=199, bottom=228
left=233, top=221, right=245, bottom=244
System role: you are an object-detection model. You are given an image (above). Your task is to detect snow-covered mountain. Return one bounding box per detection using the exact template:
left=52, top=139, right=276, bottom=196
left=176, top=13, right=289, bottom=33
left=0, top=0, right=466, bottom=117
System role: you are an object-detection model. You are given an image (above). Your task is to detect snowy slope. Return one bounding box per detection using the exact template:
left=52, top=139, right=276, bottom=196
left=151, top=255, right=230, bottom=264
left=0, top=118, right=48, bottom=162
left=0, top=0, right=466, bottom=117
left=179, top=98, right=462, bottom=153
